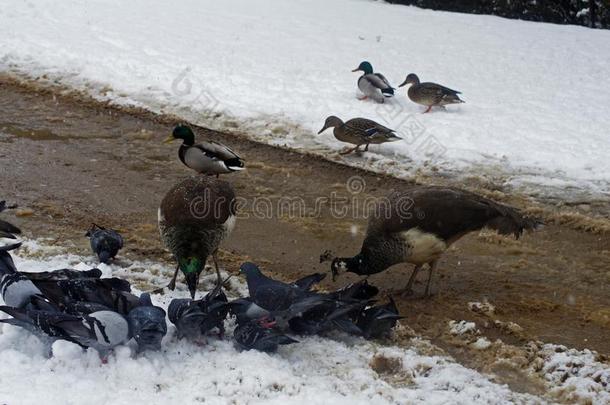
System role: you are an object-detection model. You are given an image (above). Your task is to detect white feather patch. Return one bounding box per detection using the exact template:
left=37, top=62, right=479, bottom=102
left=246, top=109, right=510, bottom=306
left=400, top=228, right=447, bottom=265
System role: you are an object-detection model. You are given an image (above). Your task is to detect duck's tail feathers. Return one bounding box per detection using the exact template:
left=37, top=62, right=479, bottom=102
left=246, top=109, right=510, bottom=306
left=381, top=88, right=394, bottom=97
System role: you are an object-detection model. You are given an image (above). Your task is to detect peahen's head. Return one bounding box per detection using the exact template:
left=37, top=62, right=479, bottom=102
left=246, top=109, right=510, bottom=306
left=165, top=124, right=195, bottom=146
left=352, top=61, right=374, bottom=75
left=330, top=255, right=363, bottom=281
left=179, top=257, right=205, bottom=298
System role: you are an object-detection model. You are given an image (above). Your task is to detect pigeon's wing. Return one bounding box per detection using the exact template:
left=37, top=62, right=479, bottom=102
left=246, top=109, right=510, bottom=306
left=0, top=219, right=21, bottom=235
left=292, top=273, right=326, bottom=291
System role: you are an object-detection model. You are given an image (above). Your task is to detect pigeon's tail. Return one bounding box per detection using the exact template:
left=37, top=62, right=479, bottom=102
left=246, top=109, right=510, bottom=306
left=0, top=250, right=18, bottom=276
left=0, top=305, right=33, bottom=328
left=97, top=250, right=112, bottom=264
left=263, top=334, right=298, bottom=347
left=331, top=318, right=363, bottom=335
left=293, top=272, right=327, bottom=291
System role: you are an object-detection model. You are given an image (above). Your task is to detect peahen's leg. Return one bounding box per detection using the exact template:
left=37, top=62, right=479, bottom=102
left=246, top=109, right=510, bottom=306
left=168, top=264, right=180, bottom=290
left=403, top=265, right=422, bottom=296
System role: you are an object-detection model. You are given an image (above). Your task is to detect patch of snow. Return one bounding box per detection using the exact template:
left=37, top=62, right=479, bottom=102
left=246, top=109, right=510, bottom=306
left=0, top=245, right=544, bottom=404
left=537, top=344, right=610, bottom=404
left=471, top=338, right=492, bottom=350
left=1, top=0, right=609, bottom=199
left=448, top=320, right=479, bottom=336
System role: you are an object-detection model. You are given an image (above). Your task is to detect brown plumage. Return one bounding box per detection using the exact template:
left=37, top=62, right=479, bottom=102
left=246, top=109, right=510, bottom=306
left=331, top=186, right=541, bottom=296
left=158, top=176, right=237, bottom=298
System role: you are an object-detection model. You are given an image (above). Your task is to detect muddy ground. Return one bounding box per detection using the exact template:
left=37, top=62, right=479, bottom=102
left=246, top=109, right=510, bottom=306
left=1, top=77, right=609, bottom=398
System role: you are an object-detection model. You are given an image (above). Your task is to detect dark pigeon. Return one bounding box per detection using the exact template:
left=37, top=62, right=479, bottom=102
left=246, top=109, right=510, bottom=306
left=292, top=272, right=326, bottom=291
left=0, top=217, right=21, bottom=240
left=126, top=293, right=167, bottom=352
left=329, top=279, right=379, bottom=301
left=357, top=297, right=403, bottom=339
left=239, top=262, right=325, bottom=312
left=228, top=294, right=328, bottom=331
left=20, top=267, right=102, bottom=281
left=86, top=223, right=124, bottom=264
left=288, top=300, right=364, bottom=336
left=0, top=306, right=130, bottom=357
left=31, top=277, right=139, bottom=315
left=168, top=282, right=229, bottom=342
left=233, top=319, right=298, bottom=352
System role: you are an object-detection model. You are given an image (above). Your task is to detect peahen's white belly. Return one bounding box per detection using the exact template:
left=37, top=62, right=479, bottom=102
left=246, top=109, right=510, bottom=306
left=400, top=228, right=447, bottom=265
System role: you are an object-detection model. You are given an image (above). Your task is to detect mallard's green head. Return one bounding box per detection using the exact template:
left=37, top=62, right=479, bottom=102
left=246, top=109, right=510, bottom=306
left=179, top=257, right=204, bottom=298
left=164, top=124, right=195, bottom=146
left=352, top=61, right=373, bottom=75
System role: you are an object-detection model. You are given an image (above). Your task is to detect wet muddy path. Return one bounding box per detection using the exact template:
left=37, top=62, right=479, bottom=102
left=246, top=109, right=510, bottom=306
left=1, top=77, right=609, bottom=397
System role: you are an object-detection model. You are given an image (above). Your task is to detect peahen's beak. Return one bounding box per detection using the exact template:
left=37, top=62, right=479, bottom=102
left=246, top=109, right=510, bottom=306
left=163, top=135, right=175, bottom=144
left=184, top=272, right=199, bottom=299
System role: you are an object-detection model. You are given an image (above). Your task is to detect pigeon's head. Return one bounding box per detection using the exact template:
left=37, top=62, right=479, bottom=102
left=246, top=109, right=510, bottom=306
left=165, top=124, right=195, bottom=146
left=239, top=262, right=262, bottom=278
left=398, top=73, right=420, bottom=88
left=85, top=223, right=102, bottom=238
left=179, top=257, right=205, bottom=299
left=127, top=295, right=167, bottom=352
left=352, top=61, right=373, bottom=75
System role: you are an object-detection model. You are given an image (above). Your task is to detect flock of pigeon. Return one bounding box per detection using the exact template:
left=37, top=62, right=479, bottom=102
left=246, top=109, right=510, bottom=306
left=0, top=202, right=401, bottom=358
left=0, top=61, right=540, bottom=360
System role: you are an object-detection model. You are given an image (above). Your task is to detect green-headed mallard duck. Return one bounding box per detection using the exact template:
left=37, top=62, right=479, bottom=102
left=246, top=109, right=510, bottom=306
left=318, top=116, right=401, bottom=154
left=352, top=61, right=394, bottom=103
left=329, top=186, right=541, bottom=296
left=164, top=125, right=245, bottom=176
left=398, top=73, right=464, bottom=113
left=158, top=176, right=236, bottom=298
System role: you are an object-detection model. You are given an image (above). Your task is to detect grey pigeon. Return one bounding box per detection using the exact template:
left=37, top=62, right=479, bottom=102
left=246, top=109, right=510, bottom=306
left=233, top=319, right=298, bottom=352
left=357, top=297, right=403, bottom=339
left=168, top=281, right=229, bottom=342
left=0, top=249, right=56, bottom=311
left=126, top=293, right=167, bottom=352
left=0, top=306, right=129, bottom=357
left=86, top=223, right=124, bottom=264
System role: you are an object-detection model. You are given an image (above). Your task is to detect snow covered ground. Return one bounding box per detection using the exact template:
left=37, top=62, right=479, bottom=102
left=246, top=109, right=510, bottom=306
left=0, top=241, right=544, bottom=405
left=1, top=0, right=609, bottom=199
left=2, top=241, right=610, bottom=404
